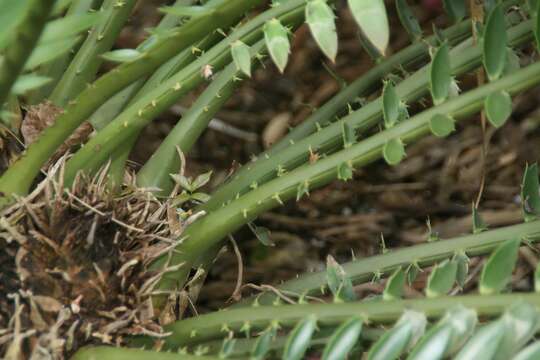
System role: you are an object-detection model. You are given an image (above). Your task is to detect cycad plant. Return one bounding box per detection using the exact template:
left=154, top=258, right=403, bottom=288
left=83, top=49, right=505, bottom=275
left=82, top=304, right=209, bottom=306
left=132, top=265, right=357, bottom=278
left=2, top=0, right=540, bottom=359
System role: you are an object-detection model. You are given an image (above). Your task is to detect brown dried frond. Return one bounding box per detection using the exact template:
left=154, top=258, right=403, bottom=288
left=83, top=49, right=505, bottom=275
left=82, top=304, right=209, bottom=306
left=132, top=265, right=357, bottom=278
left=20, top=101, right=93, bottom=166
left=0, top=167, right=174, bottom=359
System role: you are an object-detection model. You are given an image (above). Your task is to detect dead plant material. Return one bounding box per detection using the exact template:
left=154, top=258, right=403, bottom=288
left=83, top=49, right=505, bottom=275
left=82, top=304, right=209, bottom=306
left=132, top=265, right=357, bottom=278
left=21, top=102, right=93, bottom=166
left=0, top=167, right=175, bottom=359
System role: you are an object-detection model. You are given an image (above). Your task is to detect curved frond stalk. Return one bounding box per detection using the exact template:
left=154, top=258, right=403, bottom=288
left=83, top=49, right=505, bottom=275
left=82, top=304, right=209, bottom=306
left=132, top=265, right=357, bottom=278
left=197, top=17, right=533, bottom=214
left=0, top=0, right=264, bottom=203
left=137, top=40, right=266, bottom=194
left=156, top=293, right=540, bottom=349
left=48, top=0, right=138, bottom=107
left=237, top=220, right=540, bottom=306
left=0, top=0, right=56, bottom=107
left=61, top=6, right=306, bottom=187
left=28, top=0, right=102, bottom=105
left=150, top=59, right=540, bottom=302
left=72, top=346, right=221, bottom=360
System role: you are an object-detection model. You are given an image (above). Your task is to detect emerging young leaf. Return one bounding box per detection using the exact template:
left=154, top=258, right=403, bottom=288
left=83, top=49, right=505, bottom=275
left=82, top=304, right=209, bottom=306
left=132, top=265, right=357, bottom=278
left=383, top=138, right=406, bottom=166
left=479, top=238, right=520, bottom=295
left=426, top=259, right=458, bottom=297
left=231, top=40, right=252, bottom=77
left=326, top=255, right=356, bottom=302
left=521, top=163, right=540, bottom=222
left=395, top=0, right=422, bottom=41
left=485, top=90, right=512, bottom=128
left=430, top=43, right=452, bottom=105
left=322, top=317, right=363, bottom=360
left=347, top=0, right=390, bottom=55
left=429, top=114, right=455, bottom=138
left=442, top=0, right=467, bottom=22
left=264, top=18, right=290, bottom=73
left=383, top=267, right=406, bottom=301
left=282, top=316, right=317, bottom=360
left=306, top=0, right=338, bottom=62
left=483, top=5, right=507, bottom=81
left=367, top=311, right=426, bottom=360
left=220, top=336, right=236, bottom=358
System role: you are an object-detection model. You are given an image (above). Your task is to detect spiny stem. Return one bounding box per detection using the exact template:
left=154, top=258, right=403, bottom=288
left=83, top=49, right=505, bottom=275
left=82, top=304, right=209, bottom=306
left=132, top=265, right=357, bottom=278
left=28, top=0, right=102, bottom=105
left=198, top=17, right=532, bottom=214
left=237, top=220, right=540, bottom=306
left=0, top=0, right=56, bottom=107
left=0, top=0, right=264, bottom=202
left=159, top=293, right=540, bottom=348
left=49, top=0, right=138, bottom=107
left=72, top=346, right=221, bottom=360
left=61, top=6, right=306, bottom=187
left=150, top=59, right=540, bottom=302
left=137, top=40, right=266, bottom=194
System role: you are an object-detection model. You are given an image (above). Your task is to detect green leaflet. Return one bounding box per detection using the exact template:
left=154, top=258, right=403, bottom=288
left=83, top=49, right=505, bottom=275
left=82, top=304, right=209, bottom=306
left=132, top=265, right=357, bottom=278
left=382, top=80, right=401, bottom=129
left=426, top=259, right=457, bottom=298
left=454, top=320, right=506, bottom=360
left=521, top=163, right=540, bottom=222
left=12, top=74, right=51, bottom=95
left=231, top=40, right=252, bottom=77
left=383, top=267, right=406, bottom=301
left=282, top=316, right=317, bottom=360
left=479, top=238, right=520, bottom=295
left=321, top=317, right=363, bottom=360
left=494, top=302, right=540, bottom=360
left=159, top=5, right=210, bottom=17
left=337, top=162, right=354, bottom=181
left=326, top=255, right=356, bottom=302
left=534, top=263, right=540, bottom=292
left=0, top=1, right=31, bottom=51
left=248, top=222, right=274, bottom=247
left=408, top=305, right=477, bottom=360
left=514, top=342, right=540, bottom=360
left=454, top=251, right=469, bottom=288
left=296, top=180, right=310, bottom=201
left=485, top=90, right=512, bottom=128
left=483, top=5, right=507, bottom=81
left=395, top=0, right=422, bottom=41
left=383, top=138, right=406, bottom=166
left=536, top=0, right=540, bottom=50
left=429, top=114, right=455, bottom=138
left=472, top=205, right=487, bottom=234
left=347, top=0, right=389, bottom=55
left=367, top=311, right=426, bottom=360
left=430, top=43, right=452, bottom=105
left=25, top=36, right=81, bottom=70
left=40, top=13, right=100, bottom=43
left=306, top=0, right=338, bottom=62
left=442, top=0, right=467, bottom=22
left=264, top=18, right=290, bottom=73
left=220, top=337, right=236, bottom=358
left=341, top=121, right=356, bottom=148
left=251, top=325, right=277, bottom=360
left=101, top=49, right=143, bottom=63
